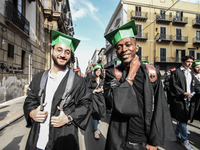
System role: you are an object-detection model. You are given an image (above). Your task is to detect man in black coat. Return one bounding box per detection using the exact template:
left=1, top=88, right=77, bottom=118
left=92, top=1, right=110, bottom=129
left=23, top=30, right=92, bottom=150
left=170, top=55, right=197, bottom=150
left=104, top=20, right=176, bottom=150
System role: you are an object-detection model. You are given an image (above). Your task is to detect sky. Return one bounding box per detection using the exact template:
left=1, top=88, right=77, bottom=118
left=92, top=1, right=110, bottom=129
left=69, top=0, right=200, bottom=73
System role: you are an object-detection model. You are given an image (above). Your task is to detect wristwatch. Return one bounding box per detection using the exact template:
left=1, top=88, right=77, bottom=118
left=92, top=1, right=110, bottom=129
left=67, top=115, right=72, bottom=125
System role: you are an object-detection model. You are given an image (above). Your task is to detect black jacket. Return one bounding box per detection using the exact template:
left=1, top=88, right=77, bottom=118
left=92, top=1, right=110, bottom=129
left=104, top=64, right=176, bottom=150
left=23, top=70, right=93, bottom=150
left=170, top=68, right=197, bottom=123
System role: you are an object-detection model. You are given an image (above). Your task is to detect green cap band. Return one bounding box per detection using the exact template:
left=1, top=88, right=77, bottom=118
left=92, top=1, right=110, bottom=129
left=104, top=20, right=137, bottom=46
left=192, top=60, right=200, bottom=67
left=93, top=64, right=102, bottom=70
left=115, top=60, right=121, bottom=65
left=51, top=29, right=80, bottom=53
left=141, top=61, right=149, bottom=64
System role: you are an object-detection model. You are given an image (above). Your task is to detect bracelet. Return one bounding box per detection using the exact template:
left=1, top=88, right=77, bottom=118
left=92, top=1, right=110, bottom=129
left=126, top=78, right=134, bottom=82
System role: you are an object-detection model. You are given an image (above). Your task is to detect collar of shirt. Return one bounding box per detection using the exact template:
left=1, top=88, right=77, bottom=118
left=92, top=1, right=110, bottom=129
left=180, top=66, right=191, bottom=73
left=49, top=67, right=69, bottom=80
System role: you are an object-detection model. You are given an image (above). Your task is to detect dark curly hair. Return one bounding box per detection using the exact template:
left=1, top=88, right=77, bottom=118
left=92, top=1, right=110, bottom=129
left=91, top=68, right=104, bottom=82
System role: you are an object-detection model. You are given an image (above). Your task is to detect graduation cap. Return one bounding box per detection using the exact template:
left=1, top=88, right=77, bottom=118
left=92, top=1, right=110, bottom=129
left=93, top=64, right=102, bottom=70
left=51, top=29, right=80, bottom=53
left=141, top=61, right=149, bottom=64
left=104, top=20, right=137, bottom=47
left=115, top=60, right=121, bottom=66
left=192, top=60, right=200, bottom=67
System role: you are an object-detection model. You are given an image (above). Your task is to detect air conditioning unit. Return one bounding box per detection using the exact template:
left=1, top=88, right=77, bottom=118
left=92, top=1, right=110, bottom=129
left=173, top=18, right=177, bottom=21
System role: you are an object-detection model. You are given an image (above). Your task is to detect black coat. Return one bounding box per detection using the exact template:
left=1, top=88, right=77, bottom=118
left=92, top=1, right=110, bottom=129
left=23, top=70, right=93, bottom=150
left=170, top=68, right=197, bottom=123
left=104, top=64, right=176, bottom=150
left=87, top=78, right=106, bottom=120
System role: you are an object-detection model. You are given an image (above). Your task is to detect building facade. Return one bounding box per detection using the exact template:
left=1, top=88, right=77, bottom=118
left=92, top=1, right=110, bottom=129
left=0, top=0, right=74, bottom=102
left=104, top=0, right=200, bottom=75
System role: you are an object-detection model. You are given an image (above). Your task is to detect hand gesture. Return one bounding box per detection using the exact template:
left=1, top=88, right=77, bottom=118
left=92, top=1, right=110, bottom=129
left=29, top=103, right=47, bottom=122
left=128, top=55, right=140, bottom=79
left=146, top=144, right=158, bottom=150
left=51, top=106, right=71, bottom=127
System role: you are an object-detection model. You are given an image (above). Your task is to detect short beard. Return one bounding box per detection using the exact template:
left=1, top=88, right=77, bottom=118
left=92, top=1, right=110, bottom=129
left=194, top=68, right=199, bottom=74
left=52, top=55, right=70, bottom=70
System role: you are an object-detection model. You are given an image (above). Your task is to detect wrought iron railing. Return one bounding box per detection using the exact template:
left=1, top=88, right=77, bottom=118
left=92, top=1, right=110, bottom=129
left=156, top=33, right=172, bottom=41
left=154, top=57, right=182, bottom=63
left=156, top=14, right=172, bottom=21
left=135, top=32, right=148, bottom=39
left=172, top=35, right=188, bottom=42
left=192, top=18, right=200, bottom=25
left=130, top=11, right=148, bottom=18
left=172, top=17, right=188, bottom=23
left=193, top=36, right=200, bottom=43
left=5, top=1, right=29, bottom=36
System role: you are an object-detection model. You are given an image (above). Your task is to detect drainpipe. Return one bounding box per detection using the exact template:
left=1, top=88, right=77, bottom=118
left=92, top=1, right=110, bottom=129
left=29, top=47, right=33, bottom=84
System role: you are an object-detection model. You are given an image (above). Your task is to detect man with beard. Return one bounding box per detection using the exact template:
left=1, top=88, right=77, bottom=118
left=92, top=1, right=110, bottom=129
left=170, top=56, right=197, bottom=150
left=192, top=60, right=200, bottom=81
left=103, top=20, right=175, bottom=150
left=23, top=30, right=92, bottom=150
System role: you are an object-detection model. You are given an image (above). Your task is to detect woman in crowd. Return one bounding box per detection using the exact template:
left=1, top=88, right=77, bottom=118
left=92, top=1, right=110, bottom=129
left=87, top=64, right=106, bottom=140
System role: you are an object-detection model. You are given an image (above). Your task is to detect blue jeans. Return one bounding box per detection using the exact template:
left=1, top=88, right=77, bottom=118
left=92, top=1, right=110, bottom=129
left=93, top=119, right=99, bottom=131
left=175, top=121, right=188, bottom=141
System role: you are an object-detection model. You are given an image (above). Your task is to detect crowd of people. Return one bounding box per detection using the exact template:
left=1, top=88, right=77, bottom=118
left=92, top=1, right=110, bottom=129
left=23, top=20, right=200, bottom=150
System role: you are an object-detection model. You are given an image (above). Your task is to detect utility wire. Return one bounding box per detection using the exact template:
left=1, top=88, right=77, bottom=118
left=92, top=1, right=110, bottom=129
left=142, top=0, right=180, bottom=32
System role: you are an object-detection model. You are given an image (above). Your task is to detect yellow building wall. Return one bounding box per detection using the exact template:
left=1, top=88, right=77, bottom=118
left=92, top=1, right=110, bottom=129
left=125, top=0, right=200, bottom=65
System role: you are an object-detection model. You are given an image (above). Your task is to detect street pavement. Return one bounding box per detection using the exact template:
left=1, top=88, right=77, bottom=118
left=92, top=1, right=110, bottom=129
left=0, top=96, right=200, bottom=150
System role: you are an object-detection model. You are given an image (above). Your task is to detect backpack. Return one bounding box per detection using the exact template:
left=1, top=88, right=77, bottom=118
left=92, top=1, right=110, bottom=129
left=38, top=69, right=75, bottom=111
left=114, top=64, right=157, bottom=83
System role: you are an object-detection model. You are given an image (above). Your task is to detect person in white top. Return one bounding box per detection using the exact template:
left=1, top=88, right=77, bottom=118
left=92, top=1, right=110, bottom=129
left=170, top=55, right=197, bottom=150
left=23, top=30, right=93, bottom=150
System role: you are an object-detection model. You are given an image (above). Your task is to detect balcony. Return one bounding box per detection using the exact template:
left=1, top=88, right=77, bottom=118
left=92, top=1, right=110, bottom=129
left=135, top=32, right=148, bottom=41
left=5, top=1, right=29, bottom=36
left=172, top=35, right=188, bottom=43
left=172, top=17, right=188, bottom=26
left=130, top=11, right=148, bottom=21
left=154, top=57, right=182, bottom=63
left=139, top=56, right=148, bottom=62
left=156, top=14, right=172, bottom=24
left=156, top=33, right=172, bottom=43
left=192, top=18, right=200, bottom=28
left=193, top=37, right=200, bottom=44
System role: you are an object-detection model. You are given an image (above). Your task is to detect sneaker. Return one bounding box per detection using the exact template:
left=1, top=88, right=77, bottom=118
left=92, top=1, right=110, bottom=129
left=181, top=140, right=194, bottom=150
left=96, top=129, right=100, bottom=135
left=94, top=131, right=100, bottom=140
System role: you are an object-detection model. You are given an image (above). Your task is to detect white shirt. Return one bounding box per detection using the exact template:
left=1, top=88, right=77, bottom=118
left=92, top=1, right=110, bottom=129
left=180, top=66, right=192, bottom=94
left=36, top=68, right=68, bottom=149
left=194, top=73, right=200, bottom=82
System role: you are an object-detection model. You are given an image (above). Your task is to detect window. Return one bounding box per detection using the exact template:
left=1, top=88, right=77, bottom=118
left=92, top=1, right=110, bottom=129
left=160, top=0, right=165, bottom=2
left=160, top=48, right=166, bottom=62
left=176, top=49, right=185, bottom=62
left=160, top=10, right=165, bottom=19
left=197, top=52, right=200, bottom=59
left=160, top=27, right=166, bottom=39
left=176, top=28, right=182, bottom=40
left=136, top=47, right=142, bottom=61
left=189, top=49, right=195, bottom=58
left=8, top=44, right=14, bottom=58
left=136, top=24, right=142, bottom=37
left=176, top=11, right=183, bottom=21
left=135, top=6, right=141, bottom=16
left=196, top=30, right=200, bottom=41
left=169, top=12, right=172, bottom=18
left=21, top=50, right=26, bottom=69
left=196, top=14, right=200, bottom=23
